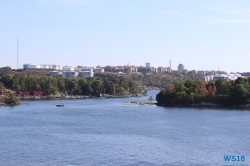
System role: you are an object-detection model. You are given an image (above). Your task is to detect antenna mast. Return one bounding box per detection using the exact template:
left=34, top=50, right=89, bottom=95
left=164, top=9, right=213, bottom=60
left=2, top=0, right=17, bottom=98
left=17, top=37, right=18, bottom=69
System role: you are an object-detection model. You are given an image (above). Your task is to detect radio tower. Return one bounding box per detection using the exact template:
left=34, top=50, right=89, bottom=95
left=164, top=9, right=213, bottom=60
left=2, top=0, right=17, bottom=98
left=17, top=37, right=18, bottom=69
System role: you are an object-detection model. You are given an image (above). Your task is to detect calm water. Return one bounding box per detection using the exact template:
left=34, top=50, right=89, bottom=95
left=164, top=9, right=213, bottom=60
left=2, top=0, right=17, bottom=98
left=0, top=90, right=249, bottom=166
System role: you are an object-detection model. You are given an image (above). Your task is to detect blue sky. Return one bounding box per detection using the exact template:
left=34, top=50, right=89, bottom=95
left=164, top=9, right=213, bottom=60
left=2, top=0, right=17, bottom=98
left=1, top=0, right=250, bottom=72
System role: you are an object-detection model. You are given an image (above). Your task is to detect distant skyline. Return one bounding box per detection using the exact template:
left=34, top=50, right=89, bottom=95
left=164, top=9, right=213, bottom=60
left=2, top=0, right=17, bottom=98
left=1, top=0, right=250, bottom=72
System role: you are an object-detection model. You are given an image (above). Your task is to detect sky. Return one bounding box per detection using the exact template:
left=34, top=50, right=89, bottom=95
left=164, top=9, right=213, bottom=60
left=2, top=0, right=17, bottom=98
left=1, top=0, right=250, bottom=72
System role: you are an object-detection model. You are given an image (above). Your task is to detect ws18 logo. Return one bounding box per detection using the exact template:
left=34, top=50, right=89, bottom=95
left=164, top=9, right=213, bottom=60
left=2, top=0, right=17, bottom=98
left=224, top=155, right=245, bottom=162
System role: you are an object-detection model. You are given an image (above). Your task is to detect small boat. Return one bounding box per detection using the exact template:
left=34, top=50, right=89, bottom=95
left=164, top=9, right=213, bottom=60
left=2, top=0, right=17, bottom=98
left=56, top=104, right=64, bottom=107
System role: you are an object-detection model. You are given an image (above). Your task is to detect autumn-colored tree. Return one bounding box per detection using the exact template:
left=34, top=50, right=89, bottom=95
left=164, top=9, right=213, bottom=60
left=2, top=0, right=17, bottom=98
left=212, top=85, right=217, bottom=96
left=165, top=84, right=175, bottom=93
left=208, top=86, right=212, bottom=94
left=199, top=81, right=207, bottom=97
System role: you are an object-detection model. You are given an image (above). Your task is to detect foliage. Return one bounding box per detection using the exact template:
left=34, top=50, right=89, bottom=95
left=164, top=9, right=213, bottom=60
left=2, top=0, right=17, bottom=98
left=3, top=94, right=20, bottom=105
left=156, top=78, right=250, bottom=106
left=0, top=66, right=11, bottom=77
left=0, top=74, right=143, bottom=96
left=95, top=72, right=202, bottom=89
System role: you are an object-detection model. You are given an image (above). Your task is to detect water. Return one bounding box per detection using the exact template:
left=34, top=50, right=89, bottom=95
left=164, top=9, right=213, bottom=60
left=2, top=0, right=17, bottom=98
left=0, top=90, right=249, bottom=166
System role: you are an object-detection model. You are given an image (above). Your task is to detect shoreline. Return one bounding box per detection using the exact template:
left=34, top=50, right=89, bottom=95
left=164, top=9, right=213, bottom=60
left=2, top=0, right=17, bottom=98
left=156, top=102, right=250, bottom=109
left=0, top=102, right=22, bottom=106
left=0, top=95, right=146, bottom=106
left=1, top=92, right=152, bottom=106
left=17, top=93, right=147, bottom=101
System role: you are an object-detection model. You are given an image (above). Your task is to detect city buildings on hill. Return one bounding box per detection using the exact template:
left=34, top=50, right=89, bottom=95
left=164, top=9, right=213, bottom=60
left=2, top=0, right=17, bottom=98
left=22, top=62, right=244, bottom=81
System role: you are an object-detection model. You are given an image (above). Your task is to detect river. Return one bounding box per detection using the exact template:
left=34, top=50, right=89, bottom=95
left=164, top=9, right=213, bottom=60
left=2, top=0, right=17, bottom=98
left=0, top=90, right=249, bottom=165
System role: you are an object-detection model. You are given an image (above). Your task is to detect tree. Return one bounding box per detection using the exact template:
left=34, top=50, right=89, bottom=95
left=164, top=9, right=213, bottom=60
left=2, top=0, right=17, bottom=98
left=198, top=81, right=207, bottom=97
left=212, top=85, right=217, bottom=96
left=4, top=93, right=20, bottom=105
left=165, top=84, right=175, bottom=93
left=68, top=80, right=78, bottom=95
left=0, top=66, right=11, bottom=77
left=229, top=84, right=249, bottom=105
left=58, top=79, right=66, bottom=92
left=215, top=79, right=230, bottom=96
left=1, top=74, right=13, bottom=88
left=91, top=80, right=103, bottom=94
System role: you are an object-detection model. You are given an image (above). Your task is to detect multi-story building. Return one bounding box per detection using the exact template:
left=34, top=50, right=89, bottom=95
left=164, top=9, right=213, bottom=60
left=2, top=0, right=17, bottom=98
left=178, top=64, right=185, bottom=72
left=116, top=66, right=124, bottom=71
left=62, top=71, right=78, bottom=78
left=166, top=67, right=172, bottom=73
left=94, top=68, right=104, bottom=73
left=23, top=64, right=63, bottom=70
left=158, top=67, right=164, bottom=73
left=79, top=71, right=93, bottom=77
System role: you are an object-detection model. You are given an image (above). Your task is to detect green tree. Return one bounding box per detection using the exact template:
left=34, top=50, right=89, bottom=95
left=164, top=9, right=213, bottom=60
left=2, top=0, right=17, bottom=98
left=4, top=94, right=20, bottom=105
left=1, top=74, right=13, bottom=88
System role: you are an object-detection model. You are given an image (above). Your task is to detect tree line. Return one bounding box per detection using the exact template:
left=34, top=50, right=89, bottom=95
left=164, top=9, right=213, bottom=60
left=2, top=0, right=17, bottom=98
left=95, top=71, right=201, bottom=88
left=0, top=74, right=142, bottom=96
left=156, top=77, right=250, bottom=106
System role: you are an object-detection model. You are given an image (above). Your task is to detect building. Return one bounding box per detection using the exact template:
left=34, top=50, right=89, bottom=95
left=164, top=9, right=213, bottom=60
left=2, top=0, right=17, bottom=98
left=213, top=74, right=244, bottom=81
left=94, top=68, right=104, bottom=73
left=81, top=68, right=93, bottom=73
left=198, top=71, right=206, bottom=75
left=62, top=66, right=74, bottom=71
left=79, top=71, right=94, bottom=77
left=178, top=64, right=185, bottom=72
left=23, top=64, right=62, bottom=70
left=52, top=65, right=63, bottom=70
left=202, top=75, right=214, bottom=83
left=116, top=66, right=124, bottom=71
left=146, top=63, right=150, bottom=68
left=50, top=71, right=62, bottom=76
left=158, top=67, right=164, bottom=73
left=62, top=71, right=78, bottom=78
left=124, top=65, right=137, bottom=72
left=166, top=67, right=172, bottom=73
left=201, top=73, right=245, bottom=82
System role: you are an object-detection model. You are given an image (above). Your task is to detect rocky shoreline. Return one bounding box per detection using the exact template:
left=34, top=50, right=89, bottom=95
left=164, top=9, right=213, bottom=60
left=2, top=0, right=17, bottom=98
left=157, top=102, right=250, bottom=109
left=15, top=93, right=146, bottom=100
left=0, top=102, right=22, bottom=106
left=0, top=93, right=147, bottom=106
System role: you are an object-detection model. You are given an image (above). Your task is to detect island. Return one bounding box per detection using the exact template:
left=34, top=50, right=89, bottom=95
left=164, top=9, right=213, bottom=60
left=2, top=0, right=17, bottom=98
left=0, top=94, right=21, bottom=106
left=156, top=77, right=250, bottom=107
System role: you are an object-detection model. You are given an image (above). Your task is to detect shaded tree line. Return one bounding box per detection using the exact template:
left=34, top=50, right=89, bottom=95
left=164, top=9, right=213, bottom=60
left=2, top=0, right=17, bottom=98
left=0, top=74, right=142, bottom=96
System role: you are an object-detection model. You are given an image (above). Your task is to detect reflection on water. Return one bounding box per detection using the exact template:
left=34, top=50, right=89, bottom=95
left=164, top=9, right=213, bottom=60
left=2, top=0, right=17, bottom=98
left=0, top=90, right=250, bottom=165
